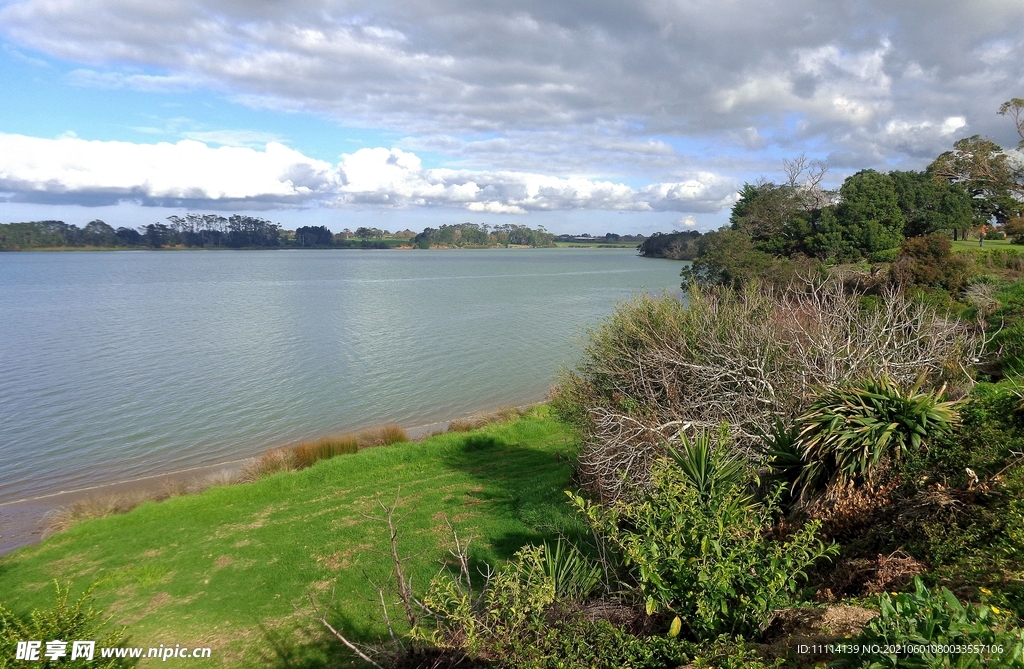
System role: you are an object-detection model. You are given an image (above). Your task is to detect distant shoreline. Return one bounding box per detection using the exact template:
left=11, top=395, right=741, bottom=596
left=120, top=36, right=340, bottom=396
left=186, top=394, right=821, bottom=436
left=0, top=243, right=639, bottom=252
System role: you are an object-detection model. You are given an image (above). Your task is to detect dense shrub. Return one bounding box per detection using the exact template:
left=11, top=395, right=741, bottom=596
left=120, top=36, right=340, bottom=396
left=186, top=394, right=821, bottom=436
left=679, top=229, right=800, bottom=290
left=417, top=544, right=558, bottom=660
left=836, top=577, right=1024, bottom=668
left=868, top=248, right=899, bottom=263
left=553, top=280, right=980, bottom=500
left=509, top=615, right=691, bottom=669
left=891, top=233, right=973, bottom=292
left=570, top=431, right=837, bottom=640
left=0, top=582, right=133, bottom=668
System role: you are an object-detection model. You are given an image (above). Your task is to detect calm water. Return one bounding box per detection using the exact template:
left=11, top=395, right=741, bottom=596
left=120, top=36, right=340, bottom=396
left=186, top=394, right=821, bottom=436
left=0, top=248, right=683, bottom=504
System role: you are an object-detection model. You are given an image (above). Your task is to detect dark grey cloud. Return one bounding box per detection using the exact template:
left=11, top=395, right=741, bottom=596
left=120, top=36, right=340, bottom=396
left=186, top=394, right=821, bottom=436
left=2, top=0, right=1023, bottom=198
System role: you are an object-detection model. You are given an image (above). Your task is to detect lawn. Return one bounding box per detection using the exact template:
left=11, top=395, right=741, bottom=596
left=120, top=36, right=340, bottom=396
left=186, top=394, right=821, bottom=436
left=950, top=236, right=1017, bottom=251
left=0, top=407, right=581, bottom=667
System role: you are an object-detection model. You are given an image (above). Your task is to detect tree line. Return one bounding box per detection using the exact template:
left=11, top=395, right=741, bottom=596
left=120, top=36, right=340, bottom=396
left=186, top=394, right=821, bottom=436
left=0, top=215, right=287, bottom=250
left=412, top=222, right=555, bottom=248
left=0, top=217, right=559, bottom=251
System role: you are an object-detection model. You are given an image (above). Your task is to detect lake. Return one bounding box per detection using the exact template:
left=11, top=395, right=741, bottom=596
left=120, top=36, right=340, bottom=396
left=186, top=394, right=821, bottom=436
left=0, top=248, right=683, bottom=514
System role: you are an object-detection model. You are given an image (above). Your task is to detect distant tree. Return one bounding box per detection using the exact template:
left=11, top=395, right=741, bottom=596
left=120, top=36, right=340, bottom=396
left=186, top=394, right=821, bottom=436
left=115, top=227, right=143, bottom=245
left=354, top=226, right=383, bottom=240
left=142, top=223, right=174, bottom=248
left=637, top=231, right=702, bottom=259
left=999, top=97, right=1024, bottom=149
left=295, top=225, right=334, bottom=247
left=82, top=220, right=117, bottom=246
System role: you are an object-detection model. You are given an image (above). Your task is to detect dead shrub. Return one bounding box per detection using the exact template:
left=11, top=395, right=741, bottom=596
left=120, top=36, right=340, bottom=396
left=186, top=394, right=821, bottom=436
left=819, top=551, right=926, bottom=598
left=805, top=476, right=899, bottom=539
left=43, top=491, right=149, bottom=536
left=447, top=407, right=526, bottom=434
left=555, top=278, right=981, bottom=501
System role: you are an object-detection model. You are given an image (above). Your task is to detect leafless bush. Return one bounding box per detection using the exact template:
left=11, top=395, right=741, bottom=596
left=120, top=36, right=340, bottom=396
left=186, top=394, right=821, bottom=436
left=554, top=278, right=983, bottom=501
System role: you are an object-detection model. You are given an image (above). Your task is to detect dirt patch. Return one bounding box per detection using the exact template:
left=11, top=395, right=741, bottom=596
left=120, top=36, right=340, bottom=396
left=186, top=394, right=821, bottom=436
left=315, top=544, right=370, bottom=571
left=121, top=591, right=173, bottom=625
left=214, top=555, right=234, bottom=568
left=232, top=539, right=251, bottom=548
left=758, top=605, right=878, bottom=667
left=818, top=550, right=926, bottom=599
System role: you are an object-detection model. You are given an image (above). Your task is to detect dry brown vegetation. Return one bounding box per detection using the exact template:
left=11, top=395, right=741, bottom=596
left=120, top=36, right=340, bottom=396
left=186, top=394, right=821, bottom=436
left=237, top=424, right=410, bottom=482
left=554, top=279, right=983, bottom=501
left=446, top=406, right=525, bottom=433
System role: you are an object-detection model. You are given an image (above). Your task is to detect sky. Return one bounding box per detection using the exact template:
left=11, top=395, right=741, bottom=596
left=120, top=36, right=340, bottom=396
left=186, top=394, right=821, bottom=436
left=0, top=0, right=1022, bottom=235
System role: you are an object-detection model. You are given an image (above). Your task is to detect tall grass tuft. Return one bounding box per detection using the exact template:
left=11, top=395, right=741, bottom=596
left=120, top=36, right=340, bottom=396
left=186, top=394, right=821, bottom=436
left=293, top=435, right=360, bottom=469
left=357, top=423, right=409, bottom=448
left=237, top=447, right=298, bottom=482
left=447, top=406, right=526, bottom=433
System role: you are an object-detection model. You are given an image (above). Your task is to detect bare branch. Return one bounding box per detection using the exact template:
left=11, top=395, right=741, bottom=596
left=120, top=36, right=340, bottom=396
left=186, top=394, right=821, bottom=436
left=296, top=590, right=385, bottom=669
left=570, top=279, right=982, bottom=500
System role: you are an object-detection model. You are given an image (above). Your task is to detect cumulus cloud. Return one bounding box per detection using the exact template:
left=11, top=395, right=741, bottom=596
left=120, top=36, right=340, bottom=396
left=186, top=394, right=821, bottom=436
left=0, top=134, right=337, bottom=204
left=2, top=0, right=1023, bottom=180
left=0, top=134, right=737, bottom=212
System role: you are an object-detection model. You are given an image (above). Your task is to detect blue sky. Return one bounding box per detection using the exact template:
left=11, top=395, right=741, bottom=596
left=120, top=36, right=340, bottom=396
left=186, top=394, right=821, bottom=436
left=1, top=0, right=1022, bottom=235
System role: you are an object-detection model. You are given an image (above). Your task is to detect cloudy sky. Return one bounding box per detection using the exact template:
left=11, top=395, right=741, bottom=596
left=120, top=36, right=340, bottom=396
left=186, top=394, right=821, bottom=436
left=1, top=0, right=1022, bottom=234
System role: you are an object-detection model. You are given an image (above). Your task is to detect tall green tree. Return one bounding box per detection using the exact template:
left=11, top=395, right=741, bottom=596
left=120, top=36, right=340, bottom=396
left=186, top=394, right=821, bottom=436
left=929, top=135, right=1022, bottom=226
left=889, top=170, right=973, bottom=238
left=833, top=169, right=905, bottom=254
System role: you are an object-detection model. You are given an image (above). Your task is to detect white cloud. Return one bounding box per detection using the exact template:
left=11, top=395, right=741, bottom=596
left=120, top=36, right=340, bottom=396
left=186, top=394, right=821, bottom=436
left=0, top=133, right=338, bottom=201
left=0, top=134, right=737, bottom=213
left=66, top=69, right=203, bottom=92
left=3, top=0, right=1023, bottom=178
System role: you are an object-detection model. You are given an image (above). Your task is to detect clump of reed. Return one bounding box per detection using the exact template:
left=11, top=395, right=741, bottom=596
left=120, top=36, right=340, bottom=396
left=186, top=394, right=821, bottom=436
left=236, top=447, right=298, bottom=483
left=239, top=423, right=410, bottom=482
left=357, top=423, right=409, bottom=448
left=446, top=406, right=527, bottom=433
left=293, top=436, right=359, bottom=469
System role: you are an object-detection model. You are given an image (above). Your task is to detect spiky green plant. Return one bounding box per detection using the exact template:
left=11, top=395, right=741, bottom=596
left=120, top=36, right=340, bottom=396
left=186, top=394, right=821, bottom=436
left=540, top=540, right=603, bottom=602
left=796, top=376, right=959, bottom=494
left=666, top=425, right=752, bottom=505
left=755, top=417, right=805, bottom=500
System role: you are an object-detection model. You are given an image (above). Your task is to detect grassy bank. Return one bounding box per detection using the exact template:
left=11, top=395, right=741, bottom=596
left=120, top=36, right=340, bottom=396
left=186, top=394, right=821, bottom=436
left=0, top=407, right=580, bottom=667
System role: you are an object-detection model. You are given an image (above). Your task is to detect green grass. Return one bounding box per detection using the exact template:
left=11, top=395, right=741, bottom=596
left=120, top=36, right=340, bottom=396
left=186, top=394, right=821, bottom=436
left=951, top=237, right=1016, bottom=251
left=0, top=407, right=581, bottom=667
